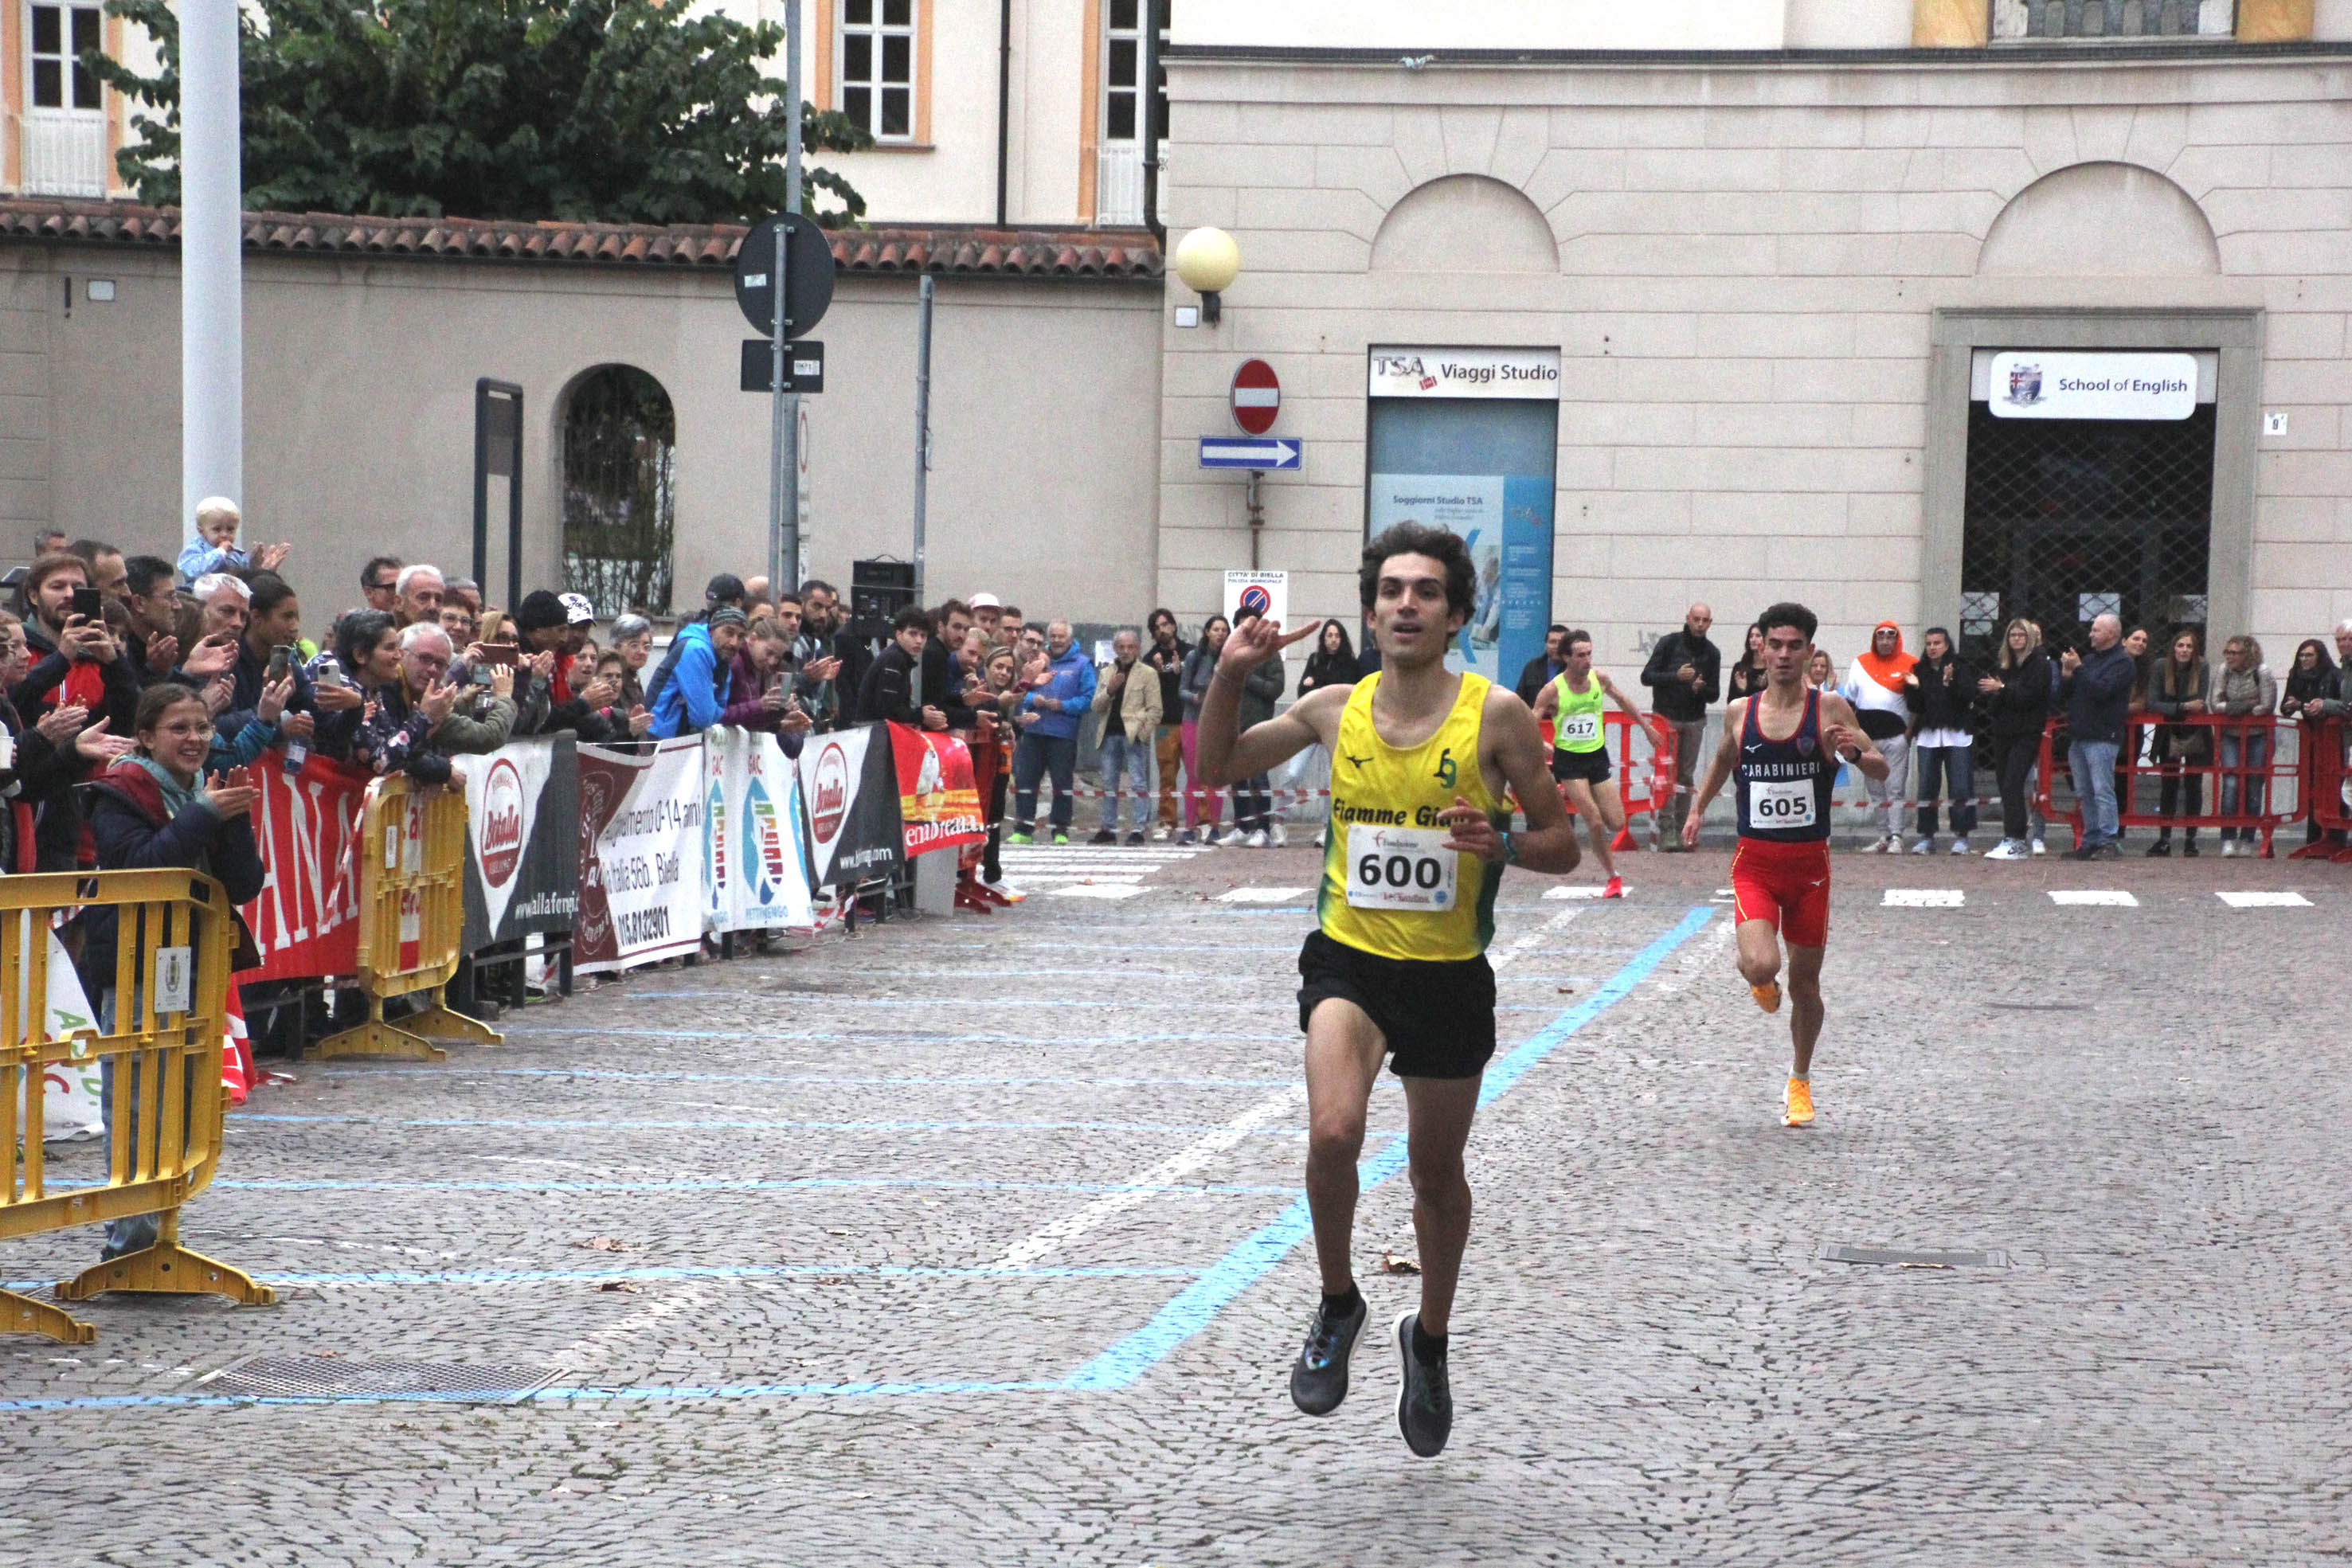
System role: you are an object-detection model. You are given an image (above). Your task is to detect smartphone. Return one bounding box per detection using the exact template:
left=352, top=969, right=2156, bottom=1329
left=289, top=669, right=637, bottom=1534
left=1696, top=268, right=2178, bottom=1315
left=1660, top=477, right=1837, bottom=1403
left=315, top=660, right=346, bottom=689
left=267, top=644, right=293, bottom=682
left=474, top=643, right=519, bottom=667
left=468, top=662, right=493, bottom=686
left=71, top=586, right=102, bottom=623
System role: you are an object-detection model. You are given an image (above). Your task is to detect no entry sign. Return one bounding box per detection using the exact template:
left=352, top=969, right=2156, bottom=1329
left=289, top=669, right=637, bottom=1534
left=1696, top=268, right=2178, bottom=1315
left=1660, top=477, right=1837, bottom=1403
left=1231, top=359, right=1280, bottom=436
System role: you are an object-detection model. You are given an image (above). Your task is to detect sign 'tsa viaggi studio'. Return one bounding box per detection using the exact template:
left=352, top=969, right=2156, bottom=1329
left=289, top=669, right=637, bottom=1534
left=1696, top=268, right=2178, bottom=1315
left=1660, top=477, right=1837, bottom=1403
left=1367, top=346, right=1563, bottom=400
left=1988, top=351, right=2197, bottom=421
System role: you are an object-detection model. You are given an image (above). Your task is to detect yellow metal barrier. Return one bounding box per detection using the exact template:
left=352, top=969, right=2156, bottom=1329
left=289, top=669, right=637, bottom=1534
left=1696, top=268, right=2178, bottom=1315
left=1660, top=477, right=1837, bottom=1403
left=2, top=870, right=274, bottom=1343
left=313, top=773, right=503, bottom=1061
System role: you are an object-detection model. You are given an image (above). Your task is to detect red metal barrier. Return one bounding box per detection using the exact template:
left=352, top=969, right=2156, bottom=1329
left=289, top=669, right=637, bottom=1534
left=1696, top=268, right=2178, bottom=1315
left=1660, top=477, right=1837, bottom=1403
left=1538, top=710, right=1678, bottom=847
left=2033, top=714, right=2304, bottom=855
left=2287, top=717, right=2352, bottom=862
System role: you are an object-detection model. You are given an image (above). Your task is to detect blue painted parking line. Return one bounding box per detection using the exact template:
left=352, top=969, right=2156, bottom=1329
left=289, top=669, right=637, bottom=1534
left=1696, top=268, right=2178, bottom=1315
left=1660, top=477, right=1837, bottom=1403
left=317, top=1069, right=1300, bottom=1089
left=212, top=1176, right=1297, bottom=1196
left=11, top=909, right=1706, bottom=1414
left=5, top=1261, right=1196, bottom=1293
left=1064, top=904, right=1716, bottom=1390
left=237, top=1114, right=1308, bottom=1137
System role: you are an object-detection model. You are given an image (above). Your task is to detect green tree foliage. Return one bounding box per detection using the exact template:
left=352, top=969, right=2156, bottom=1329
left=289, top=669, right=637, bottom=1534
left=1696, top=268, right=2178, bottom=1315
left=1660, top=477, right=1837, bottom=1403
left=92, top=0, right=871, bottom=225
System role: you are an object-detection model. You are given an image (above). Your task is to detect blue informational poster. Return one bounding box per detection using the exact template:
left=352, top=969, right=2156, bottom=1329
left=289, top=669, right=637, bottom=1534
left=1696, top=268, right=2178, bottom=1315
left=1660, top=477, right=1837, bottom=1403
left=1365, top=391, right=1559, bottom=687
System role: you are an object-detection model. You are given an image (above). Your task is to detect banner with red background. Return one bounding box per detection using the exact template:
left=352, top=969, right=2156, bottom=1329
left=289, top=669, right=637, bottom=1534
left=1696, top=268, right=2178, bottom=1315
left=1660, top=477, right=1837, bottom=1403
left=886, top=723, right=985, bottom=855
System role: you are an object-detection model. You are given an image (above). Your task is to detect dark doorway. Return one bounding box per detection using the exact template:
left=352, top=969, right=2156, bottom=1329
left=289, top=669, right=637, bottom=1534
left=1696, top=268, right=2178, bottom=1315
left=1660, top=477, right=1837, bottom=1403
left=1957, top=401, right=2215, bottom=661
left=561, top=366, right=676, bottom=616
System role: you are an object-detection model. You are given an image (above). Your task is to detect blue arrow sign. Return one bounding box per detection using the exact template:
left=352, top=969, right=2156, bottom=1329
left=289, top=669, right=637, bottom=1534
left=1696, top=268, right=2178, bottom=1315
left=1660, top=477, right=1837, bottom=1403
left=1199, top=437, right=1301, bottom=471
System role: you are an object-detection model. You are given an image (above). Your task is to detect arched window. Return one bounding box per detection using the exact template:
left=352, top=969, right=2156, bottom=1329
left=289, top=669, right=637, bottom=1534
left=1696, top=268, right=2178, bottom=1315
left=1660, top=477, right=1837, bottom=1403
left=561, top=365, right=676, bottom=616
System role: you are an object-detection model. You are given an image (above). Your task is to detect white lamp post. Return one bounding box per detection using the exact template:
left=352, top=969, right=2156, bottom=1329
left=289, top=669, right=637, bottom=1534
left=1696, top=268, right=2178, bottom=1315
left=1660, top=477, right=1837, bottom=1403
left=1172, top=226, right=1240, bottom=325
left=181, top=0, right=242, bottom=545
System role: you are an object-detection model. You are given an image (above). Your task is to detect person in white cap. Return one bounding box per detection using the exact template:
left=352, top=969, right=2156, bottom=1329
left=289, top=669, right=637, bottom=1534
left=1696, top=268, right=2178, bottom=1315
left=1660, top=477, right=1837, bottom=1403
left=969, top=593, right=1004, bottom=647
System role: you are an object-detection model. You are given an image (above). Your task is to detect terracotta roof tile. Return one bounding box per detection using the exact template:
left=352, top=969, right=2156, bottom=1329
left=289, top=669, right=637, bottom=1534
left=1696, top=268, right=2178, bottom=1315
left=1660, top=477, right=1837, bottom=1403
left=0, top=197, right=1161, bottom=281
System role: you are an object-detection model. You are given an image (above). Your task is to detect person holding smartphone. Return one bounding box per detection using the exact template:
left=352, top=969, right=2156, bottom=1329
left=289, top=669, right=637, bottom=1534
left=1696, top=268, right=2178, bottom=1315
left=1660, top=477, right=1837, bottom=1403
left=11, top=549, right=138, bottom=733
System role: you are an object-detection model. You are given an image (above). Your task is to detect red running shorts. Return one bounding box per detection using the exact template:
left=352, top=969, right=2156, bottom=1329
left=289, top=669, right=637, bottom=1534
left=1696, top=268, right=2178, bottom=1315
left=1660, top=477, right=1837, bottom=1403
left=1730, top=835, right=1831, bottom=949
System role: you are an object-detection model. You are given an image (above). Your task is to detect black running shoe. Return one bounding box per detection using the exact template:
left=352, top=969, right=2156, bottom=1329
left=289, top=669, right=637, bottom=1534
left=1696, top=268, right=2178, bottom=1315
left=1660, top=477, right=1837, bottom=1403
left=1289, top=1293, right=1368, bottom=1415
left=1393, top=1311, right=1453, bottom=1457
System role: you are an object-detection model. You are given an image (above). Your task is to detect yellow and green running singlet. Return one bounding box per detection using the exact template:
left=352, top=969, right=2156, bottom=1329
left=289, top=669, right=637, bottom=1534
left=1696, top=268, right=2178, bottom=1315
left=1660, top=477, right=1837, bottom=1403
left=1550, top=672, right=1607, bottom=754
left=1317, top=671, right=1505, bottom=961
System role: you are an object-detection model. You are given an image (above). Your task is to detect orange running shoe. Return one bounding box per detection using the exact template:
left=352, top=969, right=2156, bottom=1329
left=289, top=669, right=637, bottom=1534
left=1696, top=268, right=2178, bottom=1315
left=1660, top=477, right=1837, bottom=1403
left=1783, top=1077, right=1814, bottom=1127
left=1602, top=874, right=1625, bottom=899
left=1750, top=980, right=1782, bottom=1014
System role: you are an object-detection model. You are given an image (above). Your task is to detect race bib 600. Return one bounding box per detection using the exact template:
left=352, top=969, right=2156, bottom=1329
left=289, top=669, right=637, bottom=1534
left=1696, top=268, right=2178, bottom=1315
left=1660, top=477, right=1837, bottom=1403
left=1344, top=823, right=1458, bottom=912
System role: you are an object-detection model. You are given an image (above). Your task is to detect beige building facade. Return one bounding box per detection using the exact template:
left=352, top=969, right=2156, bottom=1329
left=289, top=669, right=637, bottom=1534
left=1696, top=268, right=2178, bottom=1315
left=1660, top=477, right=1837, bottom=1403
left=1155, top=2, right=2352, bottom=680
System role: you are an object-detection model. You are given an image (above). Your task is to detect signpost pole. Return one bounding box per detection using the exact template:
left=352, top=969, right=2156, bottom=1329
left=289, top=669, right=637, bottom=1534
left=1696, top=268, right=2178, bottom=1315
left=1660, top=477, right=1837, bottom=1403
left=912, top=274, right=934, bottom=604
left=769, top=0, right=807, bottom=600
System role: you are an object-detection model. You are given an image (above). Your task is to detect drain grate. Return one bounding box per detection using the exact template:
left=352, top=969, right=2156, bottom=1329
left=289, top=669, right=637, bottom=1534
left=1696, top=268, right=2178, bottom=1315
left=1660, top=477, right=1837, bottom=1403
left=198, top=1355, right=562, bottom=1402
left=1823, top=1245, right=2007, bottom=1269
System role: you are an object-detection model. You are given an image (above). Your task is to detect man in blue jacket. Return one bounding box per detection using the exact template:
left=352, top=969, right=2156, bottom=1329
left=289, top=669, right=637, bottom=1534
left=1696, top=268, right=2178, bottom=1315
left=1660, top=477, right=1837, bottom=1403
left=2057, top=612, right=2135, bottom=860
left=1008, top=618, right=1098, bottom=845
left=648, top=605, right=748, bottom=739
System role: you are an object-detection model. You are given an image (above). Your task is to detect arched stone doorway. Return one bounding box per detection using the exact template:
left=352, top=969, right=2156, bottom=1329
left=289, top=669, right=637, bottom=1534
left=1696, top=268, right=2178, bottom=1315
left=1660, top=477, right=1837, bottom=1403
left=560, top=365, right=677, bottom=616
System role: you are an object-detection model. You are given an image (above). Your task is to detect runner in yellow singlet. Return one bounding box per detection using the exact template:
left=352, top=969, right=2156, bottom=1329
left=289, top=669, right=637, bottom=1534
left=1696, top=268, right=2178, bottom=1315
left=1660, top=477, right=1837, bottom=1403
left=1197, top=521, right=1583, bottom=1459
left=1529, top=628, right=1643, bottom=898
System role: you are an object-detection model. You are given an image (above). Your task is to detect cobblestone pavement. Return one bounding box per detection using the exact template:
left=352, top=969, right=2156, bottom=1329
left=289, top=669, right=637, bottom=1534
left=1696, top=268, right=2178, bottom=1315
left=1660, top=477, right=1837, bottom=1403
left=6, top=835, right=2346, bottom=1565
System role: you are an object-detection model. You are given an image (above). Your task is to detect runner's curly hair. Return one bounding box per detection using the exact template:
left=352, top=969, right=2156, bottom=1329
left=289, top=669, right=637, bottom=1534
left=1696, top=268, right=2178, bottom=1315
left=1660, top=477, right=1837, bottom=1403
left=1359, top=522, right=1474, bottom=621
left=1757, top=601, right=1819, bottom=643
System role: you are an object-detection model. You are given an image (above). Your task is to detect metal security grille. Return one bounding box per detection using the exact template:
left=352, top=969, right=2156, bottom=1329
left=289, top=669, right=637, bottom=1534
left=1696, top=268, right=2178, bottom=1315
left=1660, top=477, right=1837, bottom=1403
left=562, top=366, right=677, bottom=617
left=1957, top=401, right=2215, bottom=662
left=202, top=1356, right=562, bottom=1402
left=1994, top=0, right=2233, bottom=37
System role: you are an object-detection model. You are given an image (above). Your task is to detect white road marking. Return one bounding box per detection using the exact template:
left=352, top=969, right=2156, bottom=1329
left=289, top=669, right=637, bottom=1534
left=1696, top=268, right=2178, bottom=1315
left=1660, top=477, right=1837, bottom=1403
left=993, top=1085, right=1306, bottom=1268
left=1047, top=884, right=1149, bottom=899
left=2049, top=890, right=2138, bottom=907
left=1217, top=886, right=1313, bottom=902
left=1543, top=884, right=1626, bottom=900
left=996, top=874, right=1144, bottom=885
left=2215, top=890, right=2311, bottom=908
left=1883, top=888, right=1965, bottom=908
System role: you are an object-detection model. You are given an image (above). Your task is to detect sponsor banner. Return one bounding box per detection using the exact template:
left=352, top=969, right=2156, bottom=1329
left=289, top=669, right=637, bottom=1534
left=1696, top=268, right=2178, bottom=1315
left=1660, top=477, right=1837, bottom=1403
left=239, top=748, right=370, bottom=980
left=1367, top=472, right=1555, bottom=690
left=703, top=727, right=818, bottom=933
left=889, top=723, right=986, bottom=857
left=1367, top=345, right=1563, bottom=401
left=1987, top=350, right=2197, bottom=421
left=573, top=737, right=706, bottom=974
left=797, top=723, right=904, bottom=888
left=460, top=736, right=581, bottom=952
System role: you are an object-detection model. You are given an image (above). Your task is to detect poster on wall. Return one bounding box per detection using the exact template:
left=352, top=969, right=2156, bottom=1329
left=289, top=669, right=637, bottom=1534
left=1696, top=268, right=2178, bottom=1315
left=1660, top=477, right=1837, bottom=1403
left=796, top=723, right=904, bottom=888
left=887, top=723, right=987, bottom=856
left=703, top=726, right=817, bottom=933
left=573, top=737, right=706, bottom=973
left=460, top=735, right=581, bottom=952
left=1366, top=346, right=1560, bottom=690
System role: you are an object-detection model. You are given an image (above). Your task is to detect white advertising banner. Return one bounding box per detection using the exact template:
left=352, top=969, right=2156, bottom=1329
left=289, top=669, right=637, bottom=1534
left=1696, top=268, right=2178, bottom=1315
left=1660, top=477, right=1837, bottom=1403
left=704, top=727, right=817, bottom=934
left=1223, top=570, right=1289, bottom=633
left=574, top=737, right=706, bottom=974
left=1368, top=346, right=1563, bottom=401
left=1986, top=351, right=2197, bottom=421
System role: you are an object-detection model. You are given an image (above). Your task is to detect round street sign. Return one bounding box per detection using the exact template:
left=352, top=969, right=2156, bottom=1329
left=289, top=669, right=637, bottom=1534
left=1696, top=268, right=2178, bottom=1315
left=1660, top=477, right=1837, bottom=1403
left=734, top=214, right=837, bottom=337
left=1231, top=358, right=1280, bottom=436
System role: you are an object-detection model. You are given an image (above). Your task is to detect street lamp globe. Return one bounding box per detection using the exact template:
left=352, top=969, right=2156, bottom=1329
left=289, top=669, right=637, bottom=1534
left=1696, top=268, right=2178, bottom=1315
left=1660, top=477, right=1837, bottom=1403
left=1172, top=226, right=1241, bottom=323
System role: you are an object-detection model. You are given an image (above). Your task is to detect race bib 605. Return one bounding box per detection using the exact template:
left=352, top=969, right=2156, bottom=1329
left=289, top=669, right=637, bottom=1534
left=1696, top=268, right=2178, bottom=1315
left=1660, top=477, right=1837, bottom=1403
left=1747, top=776, right=1817, bottom=829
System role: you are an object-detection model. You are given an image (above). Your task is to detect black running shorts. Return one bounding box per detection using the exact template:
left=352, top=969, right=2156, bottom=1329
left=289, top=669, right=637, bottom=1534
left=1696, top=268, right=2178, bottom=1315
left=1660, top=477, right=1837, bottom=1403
left=1296, top=929, right=1497, bottom=1080
left=1548, top=746, right=1614, bottom=786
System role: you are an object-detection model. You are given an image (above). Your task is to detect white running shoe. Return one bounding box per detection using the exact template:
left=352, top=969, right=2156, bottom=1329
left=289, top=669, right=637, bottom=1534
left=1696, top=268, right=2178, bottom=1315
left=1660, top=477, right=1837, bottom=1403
left=1909, top=838, right=1933, bottom=855
left=1861, top=835, right=1888, bottom=854
left=1244, top=829, right=1270, bottom=848
left=1951, top=838, right=1971, bottom=855
left=1982, top=839, right=2024, bottom=860
left=1152, top=826, right=1170, bottom=842
left=1218, top=827, right=1248, bottom=847
left=1269, top=823, right=1288, bottom=848
left=2029, top=836, right=2048, bottom=855
left=2219, top=839, right=2237, bottom=858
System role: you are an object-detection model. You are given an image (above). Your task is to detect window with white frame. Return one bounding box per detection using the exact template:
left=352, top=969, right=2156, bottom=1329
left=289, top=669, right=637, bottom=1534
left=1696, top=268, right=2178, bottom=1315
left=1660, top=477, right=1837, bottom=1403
left=1096, top=0, right=1168, bottom=225
left=838, top=0, right=914, bottom=143
left=29, top=2, right=103, bottom=111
